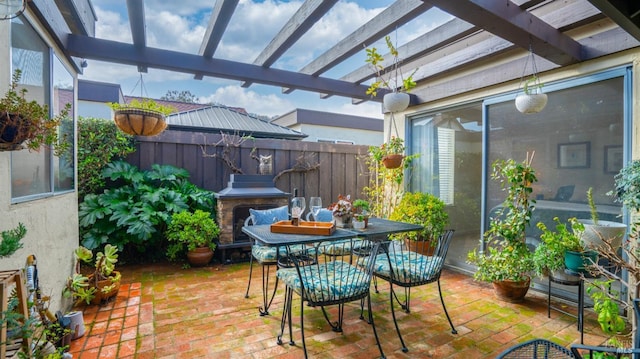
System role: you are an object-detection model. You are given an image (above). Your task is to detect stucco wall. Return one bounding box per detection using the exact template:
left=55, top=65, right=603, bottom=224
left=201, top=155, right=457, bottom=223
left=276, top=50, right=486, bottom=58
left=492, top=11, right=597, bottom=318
left=0, top=12, right=79, bottom=314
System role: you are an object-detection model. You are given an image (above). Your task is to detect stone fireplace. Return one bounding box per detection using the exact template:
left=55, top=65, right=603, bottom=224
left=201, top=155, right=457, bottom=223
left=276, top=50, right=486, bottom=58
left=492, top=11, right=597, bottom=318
left=215, top=175, right=289, bottom=263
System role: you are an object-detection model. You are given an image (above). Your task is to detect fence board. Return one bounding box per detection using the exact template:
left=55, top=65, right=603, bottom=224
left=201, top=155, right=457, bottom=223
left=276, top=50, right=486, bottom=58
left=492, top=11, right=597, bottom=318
left=128, top=130, right=371, bottom=206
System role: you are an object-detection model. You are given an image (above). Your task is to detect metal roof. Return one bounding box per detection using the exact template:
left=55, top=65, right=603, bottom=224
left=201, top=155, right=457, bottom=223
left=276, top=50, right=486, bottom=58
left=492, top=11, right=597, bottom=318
left=166, top=105, right=307, bottom=140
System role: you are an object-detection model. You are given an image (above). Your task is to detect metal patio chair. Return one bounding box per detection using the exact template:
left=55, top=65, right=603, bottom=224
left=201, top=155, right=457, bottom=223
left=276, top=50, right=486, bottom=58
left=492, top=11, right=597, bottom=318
left=496, top=338, right=575, bottom=358
left=276, top=237, right=385, bottom=359
left=371, top=229, right=457, bottom=353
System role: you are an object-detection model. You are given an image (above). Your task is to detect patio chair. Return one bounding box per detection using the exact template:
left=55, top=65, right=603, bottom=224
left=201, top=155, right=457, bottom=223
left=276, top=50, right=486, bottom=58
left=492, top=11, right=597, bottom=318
left=496, top=338, right=575, bottom=358
left=371, top=229, right=457, bottom=353
left=306, top=209, right=362, bottom=262
left=243, top=205, right=290, bottom=316
left=276, top=237, right=385, bottom=359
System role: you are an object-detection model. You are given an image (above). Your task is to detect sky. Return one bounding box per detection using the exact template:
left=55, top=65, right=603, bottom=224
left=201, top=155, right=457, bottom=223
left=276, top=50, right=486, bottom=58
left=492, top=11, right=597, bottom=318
left=80, top=0, right=444, bottom=119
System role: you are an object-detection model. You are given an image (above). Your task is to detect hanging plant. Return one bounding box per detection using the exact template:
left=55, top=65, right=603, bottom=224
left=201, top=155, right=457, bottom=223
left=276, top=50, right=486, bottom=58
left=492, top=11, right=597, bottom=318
left=365, top=35, right=417, bottom=113
left=515, top=47, right=548, bottom=114
left=108, top=98, right=176, bottom=136
left=0, top=69, right=70, bottom=154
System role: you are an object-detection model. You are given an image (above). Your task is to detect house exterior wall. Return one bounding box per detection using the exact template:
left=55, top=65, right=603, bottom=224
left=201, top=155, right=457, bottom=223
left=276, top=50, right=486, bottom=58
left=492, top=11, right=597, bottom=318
left=293, top=123, right=383, bottom=146
left=0, top=12, right=79, bottom=313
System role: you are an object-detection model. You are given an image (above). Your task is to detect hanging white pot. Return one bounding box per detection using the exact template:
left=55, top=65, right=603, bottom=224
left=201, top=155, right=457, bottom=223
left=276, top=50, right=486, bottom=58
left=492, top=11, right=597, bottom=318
left=515, top=93, right=548, bottom=114
left=383, top=92, right=410, bottom=113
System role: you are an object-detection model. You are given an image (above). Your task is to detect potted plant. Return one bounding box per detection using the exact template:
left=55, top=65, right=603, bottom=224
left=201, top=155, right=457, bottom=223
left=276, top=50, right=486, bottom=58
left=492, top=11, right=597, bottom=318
left=353, top=214, right=366, bottom=230
left=533, top=216, right=585, bottom=281
left=515, top=75, right=548, bottom=114
left=370, top=136, right=406, bottom=169
left=63, top=244, right=122, bottom=306
left=352, top=199, right=370, bottom=227
left=579, top=187, right=626, bottom=249
left=108, top=98, right=176, bottom=136
left=0, top=69, right=70, bottom=154
left=328, top=194, right=353, bottom=228
left=165, top=209, right=220, bottom=267
left=467, top=154, right=537, bottom=303
left=389, top=191, right=448, bottom=255
left=365, top=35, right=418, bottom=113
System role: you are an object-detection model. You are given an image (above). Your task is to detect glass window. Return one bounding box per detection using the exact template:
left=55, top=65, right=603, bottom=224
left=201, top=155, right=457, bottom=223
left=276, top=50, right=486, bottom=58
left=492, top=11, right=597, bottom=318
left=10, top=16, right=75, bottom=200
left=53, top=56, right=75, bottom=192
left=410, top=103, right=483, bottom=269
left=486, top=76, right=625, bottom=245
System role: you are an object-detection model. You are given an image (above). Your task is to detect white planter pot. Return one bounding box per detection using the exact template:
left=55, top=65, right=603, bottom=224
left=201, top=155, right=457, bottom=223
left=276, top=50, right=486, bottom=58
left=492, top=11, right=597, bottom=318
left=515, top=93, right=548, bottom=114
left=353, top=220, right=366, bottom=230
left=383, top=92, right=410, bottom=113
left=64, top=311, right=86, bottom=339
left=578, top=219, right=626, bottom=249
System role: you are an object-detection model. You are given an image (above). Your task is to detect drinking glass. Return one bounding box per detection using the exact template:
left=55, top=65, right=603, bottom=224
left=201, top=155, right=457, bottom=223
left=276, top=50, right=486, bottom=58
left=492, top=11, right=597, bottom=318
left=309, top=197, right=322, bottom=221
left=291, top=196, right=306, bottom=223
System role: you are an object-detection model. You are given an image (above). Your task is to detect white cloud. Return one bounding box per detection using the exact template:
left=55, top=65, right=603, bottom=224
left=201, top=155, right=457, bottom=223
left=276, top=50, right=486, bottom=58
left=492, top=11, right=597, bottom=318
left=199, top=86, right=295, bottom=117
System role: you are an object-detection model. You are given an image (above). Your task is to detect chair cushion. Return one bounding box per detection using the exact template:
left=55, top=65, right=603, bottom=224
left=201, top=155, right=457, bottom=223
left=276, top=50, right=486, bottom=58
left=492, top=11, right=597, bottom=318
left=277, top=261, right=370, bottom=302
left=249, top=206, right=289, bottom=225
left=252, top=244, right=313, bottom=264
left=318, top=238, right=363, bottom=256
left=313, top=208, right=334, bottom=222
left=368, top=251, right=443, bottom=284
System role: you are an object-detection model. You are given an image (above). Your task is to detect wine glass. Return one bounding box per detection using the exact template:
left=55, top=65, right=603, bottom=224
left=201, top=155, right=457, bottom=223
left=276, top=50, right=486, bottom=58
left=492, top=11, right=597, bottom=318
left=291, top=196, right=306, bottom=223
left=309, top=197, right=322, bottom=221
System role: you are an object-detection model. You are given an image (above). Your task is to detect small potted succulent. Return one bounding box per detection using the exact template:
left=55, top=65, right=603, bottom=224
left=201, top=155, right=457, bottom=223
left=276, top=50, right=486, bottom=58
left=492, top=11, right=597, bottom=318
left=0, top=69, right=70, bottom=154
left=64, top=244, right=121, bottom=306
left=328, top=194, right=353, bottom=228
left=165, top=209, right=220, bottom=267
left=108, top=98, right=176, bottom=136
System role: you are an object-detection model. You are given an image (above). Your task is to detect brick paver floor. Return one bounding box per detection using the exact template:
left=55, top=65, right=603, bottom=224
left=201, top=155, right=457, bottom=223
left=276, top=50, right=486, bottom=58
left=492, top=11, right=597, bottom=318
left=68, top=262, right=611, bottom=358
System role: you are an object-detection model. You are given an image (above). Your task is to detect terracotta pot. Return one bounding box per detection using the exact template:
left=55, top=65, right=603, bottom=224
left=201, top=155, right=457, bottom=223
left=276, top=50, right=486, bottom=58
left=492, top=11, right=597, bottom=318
left=492, top=277, right=530, bottom=303
left=88, top=271, right=121, bottom=305
left=187, top=247, right=214, bottom=267
left=114, top=108, right=167, bottom=136
left=404, top=238, right=436, bottom=256
left=382, top=154, right=403, bottom=169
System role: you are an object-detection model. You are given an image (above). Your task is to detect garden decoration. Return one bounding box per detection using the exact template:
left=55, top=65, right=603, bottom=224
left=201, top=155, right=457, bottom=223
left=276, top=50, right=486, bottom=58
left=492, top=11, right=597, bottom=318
left=64, top=244, right=121, bottom=306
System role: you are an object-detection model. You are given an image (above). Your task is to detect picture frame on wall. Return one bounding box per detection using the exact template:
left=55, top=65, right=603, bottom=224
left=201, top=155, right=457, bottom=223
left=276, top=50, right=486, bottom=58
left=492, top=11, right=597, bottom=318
left=604, top=145, right=623, bottom=174
left=558, top=142, right=590, bottom=169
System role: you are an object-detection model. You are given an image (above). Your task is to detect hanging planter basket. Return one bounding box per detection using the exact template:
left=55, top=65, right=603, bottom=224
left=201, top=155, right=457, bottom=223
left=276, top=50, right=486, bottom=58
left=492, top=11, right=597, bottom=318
left=0, top=112, right=33, bottom=151
left=383, top=92, right=410, bottom=113
left=381, top=154, right=404, bottom=169
left=113, top=108, right=168, bottom=136
left=515, top=93, right=548, bottom=114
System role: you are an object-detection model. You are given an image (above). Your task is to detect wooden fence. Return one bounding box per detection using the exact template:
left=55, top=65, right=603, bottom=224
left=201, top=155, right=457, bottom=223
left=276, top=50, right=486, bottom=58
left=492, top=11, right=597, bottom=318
left=126, top=130, right=373, bottom=203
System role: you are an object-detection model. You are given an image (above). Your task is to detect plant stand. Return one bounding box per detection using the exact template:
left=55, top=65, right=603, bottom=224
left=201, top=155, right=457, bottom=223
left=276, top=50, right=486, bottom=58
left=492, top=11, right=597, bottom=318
left=0, top=269, right=31, bottom=359
left=547, top=271, right=590, bottom=344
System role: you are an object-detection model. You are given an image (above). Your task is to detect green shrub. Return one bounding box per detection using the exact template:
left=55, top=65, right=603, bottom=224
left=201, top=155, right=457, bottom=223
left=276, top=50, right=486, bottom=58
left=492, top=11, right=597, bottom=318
left=77, top=117, right=136, bottom=200
left=389, top=191, right=448, bottom=241
left=78, top=161, right=215, bottom=261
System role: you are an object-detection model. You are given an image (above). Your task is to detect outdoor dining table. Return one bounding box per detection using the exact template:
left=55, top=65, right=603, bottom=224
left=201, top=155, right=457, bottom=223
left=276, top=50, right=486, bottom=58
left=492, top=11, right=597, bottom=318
left=241, top=217, right=423, bottom=247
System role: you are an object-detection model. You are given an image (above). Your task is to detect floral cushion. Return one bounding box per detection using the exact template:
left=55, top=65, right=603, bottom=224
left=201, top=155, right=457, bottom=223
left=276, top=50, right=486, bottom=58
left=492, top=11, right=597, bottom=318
left=251, top=244, right=310, bottom=264
left=318, top=238, right=364, bottom=256
left=367, top=251, right=443, bottom=284
left=249, top=206, right=289, bottom=225
left=276, top=261, right=370, bottom=303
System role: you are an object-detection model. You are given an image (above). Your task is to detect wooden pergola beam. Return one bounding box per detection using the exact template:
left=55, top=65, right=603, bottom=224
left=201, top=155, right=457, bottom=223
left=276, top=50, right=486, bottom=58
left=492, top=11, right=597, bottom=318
left=126, top=0, right=147, bottom=73
left=195, top=0, right=240, bottom=80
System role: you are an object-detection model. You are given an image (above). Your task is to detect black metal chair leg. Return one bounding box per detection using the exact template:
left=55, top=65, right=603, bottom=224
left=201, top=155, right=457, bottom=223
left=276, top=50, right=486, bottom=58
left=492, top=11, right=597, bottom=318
left=437, top=279, right=457, bottom=334
left=367, top=294, right=386, bottom=359
left=300, top=295, right=309, bottom=359
left=388, top=283, right=408, bottom=353
left=277, top=286, right=292, bottom=345
left=245, top=254, right=254, bottom=298
left=259, top=264, right=279, bottom=316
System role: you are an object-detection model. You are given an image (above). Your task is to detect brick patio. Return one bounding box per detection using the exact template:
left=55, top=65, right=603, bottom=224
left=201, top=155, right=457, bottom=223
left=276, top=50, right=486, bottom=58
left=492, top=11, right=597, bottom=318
left=68, top=262, right=610, bottom=358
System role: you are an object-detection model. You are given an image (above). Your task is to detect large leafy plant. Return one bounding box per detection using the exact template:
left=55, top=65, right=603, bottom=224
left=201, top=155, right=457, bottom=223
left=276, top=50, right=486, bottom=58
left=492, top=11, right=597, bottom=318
left=166, top=209, right=220, bottom=261
left=389, top=191, right=448, bottom=241
left=78, top=161, right=215, bottom=259
left=468, top=154, right=537, bottom=282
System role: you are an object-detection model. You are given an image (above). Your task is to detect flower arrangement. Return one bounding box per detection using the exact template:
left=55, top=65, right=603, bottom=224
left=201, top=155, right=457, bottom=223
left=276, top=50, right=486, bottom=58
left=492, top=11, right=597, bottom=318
left=328, top=194, right=353, bottom=217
